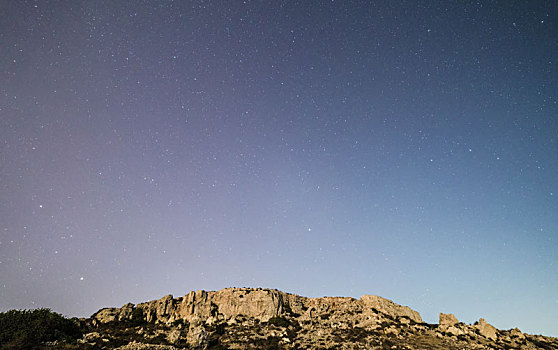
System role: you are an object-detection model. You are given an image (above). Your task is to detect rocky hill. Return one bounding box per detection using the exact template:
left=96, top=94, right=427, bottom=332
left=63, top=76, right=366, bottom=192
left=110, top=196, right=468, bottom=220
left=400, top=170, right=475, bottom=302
left=76, top=287, right=556, bottom=349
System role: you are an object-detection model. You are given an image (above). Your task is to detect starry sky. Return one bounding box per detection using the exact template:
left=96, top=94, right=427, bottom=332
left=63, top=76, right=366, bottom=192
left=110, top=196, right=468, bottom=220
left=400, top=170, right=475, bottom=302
left=1, top=0, right=557, bottom=336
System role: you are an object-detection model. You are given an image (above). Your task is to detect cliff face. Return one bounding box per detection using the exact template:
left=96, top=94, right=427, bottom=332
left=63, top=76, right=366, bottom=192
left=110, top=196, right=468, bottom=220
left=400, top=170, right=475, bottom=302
left=85, top=287, right=557, bottom=350
left=92, top=287, right=422, bottom=326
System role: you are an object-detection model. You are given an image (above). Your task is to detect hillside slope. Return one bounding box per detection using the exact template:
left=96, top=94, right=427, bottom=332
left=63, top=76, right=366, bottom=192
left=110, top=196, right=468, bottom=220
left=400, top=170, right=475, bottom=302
left=74, top=287, right=557, bottom=349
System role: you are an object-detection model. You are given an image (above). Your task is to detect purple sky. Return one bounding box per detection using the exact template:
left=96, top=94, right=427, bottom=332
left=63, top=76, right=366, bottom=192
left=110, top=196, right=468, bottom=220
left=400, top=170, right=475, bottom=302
left=1, top=0, right=557, bottom=336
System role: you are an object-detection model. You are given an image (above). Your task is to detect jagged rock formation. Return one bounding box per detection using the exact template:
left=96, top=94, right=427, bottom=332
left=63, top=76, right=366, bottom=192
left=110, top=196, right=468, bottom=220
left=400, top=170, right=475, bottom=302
left=93, top=288, right=422, bottom=326
left=439, top=313, right=459, bottom=329
left=79, top=287, right=557, bottom=349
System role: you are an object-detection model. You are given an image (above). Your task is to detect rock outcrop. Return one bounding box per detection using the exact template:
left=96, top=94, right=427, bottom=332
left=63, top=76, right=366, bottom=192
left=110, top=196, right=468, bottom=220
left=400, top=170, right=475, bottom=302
left=438, top=312, right=465, bottom=336
left=361, top=294, right=422, bottom=323
left=476, top=317, right=498, bottom=340
left=93, top=287, right=422, bottom=327
left=439, top=312, right=459, bottom=329
left=82, top=287, right=557, bottom=350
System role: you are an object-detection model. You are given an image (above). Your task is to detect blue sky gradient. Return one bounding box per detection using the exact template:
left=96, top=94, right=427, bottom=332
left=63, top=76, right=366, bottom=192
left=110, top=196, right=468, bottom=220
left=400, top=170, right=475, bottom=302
left=1, top=0, right=557, bottom=336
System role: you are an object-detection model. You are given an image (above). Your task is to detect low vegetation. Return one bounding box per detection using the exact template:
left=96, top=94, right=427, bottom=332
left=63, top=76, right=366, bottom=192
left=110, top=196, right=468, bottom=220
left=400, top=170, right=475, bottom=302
left=0, top=308, right=82, bottom=349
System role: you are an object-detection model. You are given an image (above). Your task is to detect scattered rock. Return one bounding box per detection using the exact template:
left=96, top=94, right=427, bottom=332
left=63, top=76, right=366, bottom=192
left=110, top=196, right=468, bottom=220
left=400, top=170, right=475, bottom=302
left=83, top=332, right=101, bottom=341
left=114, top=341, right=180, bottom=349
left=166, top=329, right=182, bottom=344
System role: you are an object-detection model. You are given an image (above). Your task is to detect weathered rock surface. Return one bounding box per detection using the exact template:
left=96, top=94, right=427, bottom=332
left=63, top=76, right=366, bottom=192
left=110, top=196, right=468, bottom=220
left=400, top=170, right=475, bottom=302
left=93, top=287, right=422, bottom=327
left=439, top=312, right=459, bottom=329
left=115, top=342, right=180, bottom=350
left=361, top=294, right=423, bottom=323
left=81, top=287, right=557, bottom=350
left=476, top=317, right=498, bottom=340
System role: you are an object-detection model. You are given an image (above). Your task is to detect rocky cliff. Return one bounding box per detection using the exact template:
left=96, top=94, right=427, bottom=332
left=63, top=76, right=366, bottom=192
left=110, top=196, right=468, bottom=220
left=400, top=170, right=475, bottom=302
left=92, top=287, right=422, bottom=326
left=81, top=287, right=557, bottom=349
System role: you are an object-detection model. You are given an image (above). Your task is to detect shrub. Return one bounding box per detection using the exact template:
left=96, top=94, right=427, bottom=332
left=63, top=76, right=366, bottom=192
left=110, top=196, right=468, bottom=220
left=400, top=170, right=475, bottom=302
left=0, top=308, right=82, bottom=348
left=215, top=323, right=226, bottom=335
left=130, top=307, right=146, bottom=326
left=252, top=335, right=280, bottom=350
left=210, top=302, right=219, bottom=317
left=283, top=304, right=300, bottom=317
left=172, top=318, right=187, bottom=328
left=267, top=316, right=290, bottom=328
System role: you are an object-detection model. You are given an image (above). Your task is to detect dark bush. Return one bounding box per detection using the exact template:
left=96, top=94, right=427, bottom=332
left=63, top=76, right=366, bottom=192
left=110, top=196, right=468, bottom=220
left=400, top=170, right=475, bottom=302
left=210, top=302, right=219, bottom=317
left=283, top=304, right=300, bottom=318
left=252, top=335, right=280, bottom=350
left=130, top=307, right=146, bottom=326
left=215, top=323, right=226, bottom=335
left=345, top=327, right=370, bottom=343
left=0, top=308, right=82, bottom=349
left=267, top=316, right=291, bottom=328
left=208, top=338, right=229, bottom=349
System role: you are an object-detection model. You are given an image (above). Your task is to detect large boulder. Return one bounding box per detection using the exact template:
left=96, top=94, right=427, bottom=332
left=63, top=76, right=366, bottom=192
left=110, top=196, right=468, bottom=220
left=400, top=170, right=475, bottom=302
left=476, top=318, right=498, bottom=340
left=92, top=308, right=119, bottom=324
left=438, top=312, right=465, bottom=335
left=360, top=295, right=423, bottom=323
left=439, top=313, right=459, bottom=328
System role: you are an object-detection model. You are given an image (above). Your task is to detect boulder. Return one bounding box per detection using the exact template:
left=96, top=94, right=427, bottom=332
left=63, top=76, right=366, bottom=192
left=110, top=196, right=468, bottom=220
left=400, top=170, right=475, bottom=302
left=510, top=327, right=525, bottom=340
left=187, top=324, right=208, bottom=350
left=476, top=318, right=498, bottom=340
left=446, top=325, right=465, bottom=336
left=93, top=308, right=119, bottom=323
left=439, top=313, right=459, bottom=328
left=361, top=295, right=423, bottom=323
left=439, top=312, right=463, bottom=335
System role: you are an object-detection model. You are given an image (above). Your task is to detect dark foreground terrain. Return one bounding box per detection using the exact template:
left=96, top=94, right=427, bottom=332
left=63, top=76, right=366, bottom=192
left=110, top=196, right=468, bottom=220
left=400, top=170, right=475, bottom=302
left=2, top=288, right=556, bottom=349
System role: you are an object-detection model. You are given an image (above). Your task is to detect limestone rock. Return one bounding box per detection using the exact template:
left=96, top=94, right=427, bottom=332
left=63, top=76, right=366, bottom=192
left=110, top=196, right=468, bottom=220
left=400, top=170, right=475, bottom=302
left=510, top=327, right=525, bottom=340
left=186, top=324, right=208, bottom=350
left=82, top=332, right=101, bottom=341
left=210, top=288, right=286, bottom=321
left=115, top=341, right=180, bottom=349
left=91, top=288, right=425, bottom=331
left=166, top=329, right=182, bottom=344
left=476, top=318, right=498, bottom=340
left=85, top=287, right=558, bottom=350
left=438, top=312, right=464, bottom=335
left=92, top=308, right=119, bottom=324
left=446, top=325, right=465, bottom=336
left=439, top=312, right=459, bottom=329
left=92, top=303, right=136, bottom=324
left=361, top=295, right=423, bottom=323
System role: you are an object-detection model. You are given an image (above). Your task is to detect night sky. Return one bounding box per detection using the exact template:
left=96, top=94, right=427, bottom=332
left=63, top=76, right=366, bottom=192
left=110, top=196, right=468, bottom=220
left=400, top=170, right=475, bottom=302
left=1, top=0, right=557, bottom=336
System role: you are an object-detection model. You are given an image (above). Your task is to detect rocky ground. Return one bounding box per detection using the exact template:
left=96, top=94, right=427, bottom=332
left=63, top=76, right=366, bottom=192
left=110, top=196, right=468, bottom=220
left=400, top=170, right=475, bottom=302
left=58, top=288, right=558, bottom=349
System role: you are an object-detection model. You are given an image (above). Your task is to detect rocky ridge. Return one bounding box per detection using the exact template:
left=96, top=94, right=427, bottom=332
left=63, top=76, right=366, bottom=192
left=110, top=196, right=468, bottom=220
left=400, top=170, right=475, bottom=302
left=79, top=287, right=557, bottom=349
